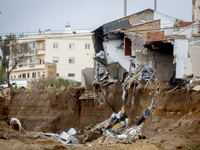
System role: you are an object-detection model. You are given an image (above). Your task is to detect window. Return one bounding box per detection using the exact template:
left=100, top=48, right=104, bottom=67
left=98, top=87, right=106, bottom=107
left=124, top=38, right=132, bottom=56
left=28, top=42, right=36, bottom=49
left=53, top=57, right=59, bottom=63
left=85, top=43, right=90, bottom=50
left=56, top=73, right=59, bottom=77
left=27, top=73, right=29, bottom=78
left=22, top=73, right=26, bottom=78
left=40, top=42, right=45, bottom=50
left=14, top=75, right=16, bottom=79
left=11, top=76, right=13, bottom=79
left=33, top=42, right=36, bottom=48
left=38, top=72, right=41, bottom=78
left=69, top=57, right=75, bottom=64
left=30, top=56, right=36, bottom=63
left=69, top=43, right=75, bottom=50
left=53, top=43, right=59, bottom=49
left=68, top=73, right=75, bottom=77
left=32, top=72, right=36, bottom=78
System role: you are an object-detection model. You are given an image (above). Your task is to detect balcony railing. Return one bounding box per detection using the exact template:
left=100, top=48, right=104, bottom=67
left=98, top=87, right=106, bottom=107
left=10, top=62, right=45, bottom=70
left=24, top=48, right=46, bottom=56
left=29, top=63, right=35, bottom=68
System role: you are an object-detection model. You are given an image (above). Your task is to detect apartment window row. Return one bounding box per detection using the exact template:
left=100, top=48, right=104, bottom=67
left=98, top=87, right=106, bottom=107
left=52, top=57, right=75, bottom=64
left=53, top=42, right=91, bottom=50
left=11, top=71, right=44, bottom=79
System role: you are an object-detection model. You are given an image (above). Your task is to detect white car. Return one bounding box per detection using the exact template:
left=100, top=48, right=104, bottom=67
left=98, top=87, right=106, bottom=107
left=0, top=79, right=28, bottom=90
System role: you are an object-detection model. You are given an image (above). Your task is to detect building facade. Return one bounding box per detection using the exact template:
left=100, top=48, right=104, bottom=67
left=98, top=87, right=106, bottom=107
left=10, top=32, right=94, bottom=82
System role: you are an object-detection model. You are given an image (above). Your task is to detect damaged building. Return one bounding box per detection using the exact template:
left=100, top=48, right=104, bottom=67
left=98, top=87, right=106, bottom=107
left=93, top=7, right=200, bottom=84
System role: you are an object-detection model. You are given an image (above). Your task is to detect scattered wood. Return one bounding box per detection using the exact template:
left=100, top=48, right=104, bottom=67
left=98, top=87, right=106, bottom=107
left=143, top=73, right=154, bottom=91
left=167, top=115, right=186, bottom=131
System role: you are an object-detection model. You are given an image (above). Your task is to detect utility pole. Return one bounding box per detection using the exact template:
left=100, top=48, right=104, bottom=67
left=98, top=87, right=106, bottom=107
left=154, top=0, right=157, bottom=11
left=124, top=0, right=127, bottom=17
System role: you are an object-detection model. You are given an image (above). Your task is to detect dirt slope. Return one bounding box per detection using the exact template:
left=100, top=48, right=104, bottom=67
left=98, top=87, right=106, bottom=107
left=5, top=82, right=200, bottom=149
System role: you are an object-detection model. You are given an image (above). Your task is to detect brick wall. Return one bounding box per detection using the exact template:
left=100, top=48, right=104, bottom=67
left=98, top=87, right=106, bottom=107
left=45, top=63, right=57, bottom=78
left=146, top=31, right=166, bottom=43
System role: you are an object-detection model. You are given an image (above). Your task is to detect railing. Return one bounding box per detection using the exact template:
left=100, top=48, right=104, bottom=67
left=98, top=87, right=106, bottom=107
left=29, top=63, right=35, bottom=68
left=11, top=62, right=45, bottom=70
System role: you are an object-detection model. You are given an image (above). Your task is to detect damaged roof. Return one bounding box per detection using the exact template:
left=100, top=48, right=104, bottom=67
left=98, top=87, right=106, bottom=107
left=102, top=9, right=154, bottom=34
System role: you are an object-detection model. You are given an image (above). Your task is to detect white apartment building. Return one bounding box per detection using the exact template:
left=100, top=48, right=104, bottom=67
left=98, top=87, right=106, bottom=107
left=10, top=31, right=94, bottom=82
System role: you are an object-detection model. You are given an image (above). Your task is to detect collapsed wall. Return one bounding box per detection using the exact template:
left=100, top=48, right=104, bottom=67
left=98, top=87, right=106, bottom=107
left=146, top=43, right=176, bottom=82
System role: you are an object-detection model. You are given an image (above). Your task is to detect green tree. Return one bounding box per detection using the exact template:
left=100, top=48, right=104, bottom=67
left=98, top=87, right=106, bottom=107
left=0, top=56, right=6, bottom=84
left=0, top=34, right=29, bottom=87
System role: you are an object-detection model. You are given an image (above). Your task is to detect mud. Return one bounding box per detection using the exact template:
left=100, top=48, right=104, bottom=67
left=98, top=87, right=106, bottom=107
left=1, top=81, right=200, bottom=149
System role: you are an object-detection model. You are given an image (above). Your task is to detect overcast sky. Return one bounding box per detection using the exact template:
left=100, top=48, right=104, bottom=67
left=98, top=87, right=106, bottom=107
left=0, top=0, right=192, bottom=37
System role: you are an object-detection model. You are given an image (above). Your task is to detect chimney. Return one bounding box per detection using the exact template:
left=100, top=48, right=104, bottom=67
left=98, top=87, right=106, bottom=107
left=65, top=25, right=71, bottom=33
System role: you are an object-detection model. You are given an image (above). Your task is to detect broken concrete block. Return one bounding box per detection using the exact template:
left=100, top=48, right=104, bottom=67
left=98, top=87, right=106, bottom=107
left=60, top=131, right=70, bottom=141
left=68, top=128, right=76, bottom=135
left=104, top=136, right=116, bottom=144
left=71, top=138, right=79, bottom=144
left=83, top=130, right=101, bottom=142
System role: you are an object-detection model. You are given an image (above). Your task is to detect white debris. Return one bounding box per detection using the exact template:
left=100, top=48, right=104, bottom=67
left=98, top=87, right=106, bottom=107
left=193, top=85, right=200, bottom=92
left=10, top=118, right=22, bottom=131
left=60, top=131, right=70, bottom=141
left=59, top=131, right=79, bottom=145
left=104, top=130, right=114, bottom=137
left=117, top=134, right=127, bottom=139
left=68, top=128, right=77, bottom=136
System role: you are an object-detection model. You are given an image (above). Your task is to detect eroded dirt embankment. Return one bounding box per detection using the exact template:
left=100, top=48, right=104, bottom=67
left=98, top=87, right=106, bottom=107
left=8, top=85, right=123, bottom=133
left=7, top=82, right=200, bottom=149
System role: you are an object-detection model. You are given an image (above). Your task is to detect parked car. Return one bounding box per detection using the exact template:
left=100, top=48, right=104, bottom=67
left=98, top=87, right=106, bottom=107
left=0, top=79, right=28, bottom=90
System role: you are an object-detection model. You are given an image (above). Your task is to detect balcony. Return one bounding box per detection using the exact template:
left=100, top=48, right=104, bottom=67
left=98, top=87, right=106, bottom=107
left=36, top=48, right=45, bottom=55
left=10, top=62, right=45, bottom=72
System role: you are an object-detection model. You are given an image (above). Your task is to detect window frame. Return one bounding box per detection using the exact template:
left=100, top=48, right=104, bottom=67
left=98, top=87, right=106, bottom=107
left=68, top=57, right=75, bottom=64
left=53, top=42, right=59, bottom=49
left=85, top=43, right=91, bottom=50
left=69, top=43, right=75, bottom=50
left=52, top=57, right=59, bottom=64
left=68, top=73, right=75, bottom=77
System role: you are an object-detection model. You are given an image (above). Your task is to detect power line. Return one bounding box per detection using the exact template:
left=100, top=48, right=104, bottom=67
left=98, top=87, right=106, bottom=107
left=0, top=34, right=93, bottom=41
left=104, top=0, right=119, bottom=23
left=0, top=28, right=96, bottom=36
left=0, top=22, right=192, bottom=37
left=0, top=23, right=199, bottom=41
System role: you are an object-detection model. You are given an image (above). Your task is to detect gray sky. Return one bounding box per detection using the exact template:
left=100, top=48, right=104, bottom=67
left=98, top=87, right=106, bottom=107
left=0, top=0, right=192, bottom=37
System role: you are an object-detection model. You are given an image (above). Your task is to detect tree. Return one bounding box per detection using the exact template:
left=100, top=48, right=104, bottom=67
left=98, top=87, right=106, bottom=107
left=0, top=34, right=29, bottom=87
left=0, top=56, right=6, bottom=84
